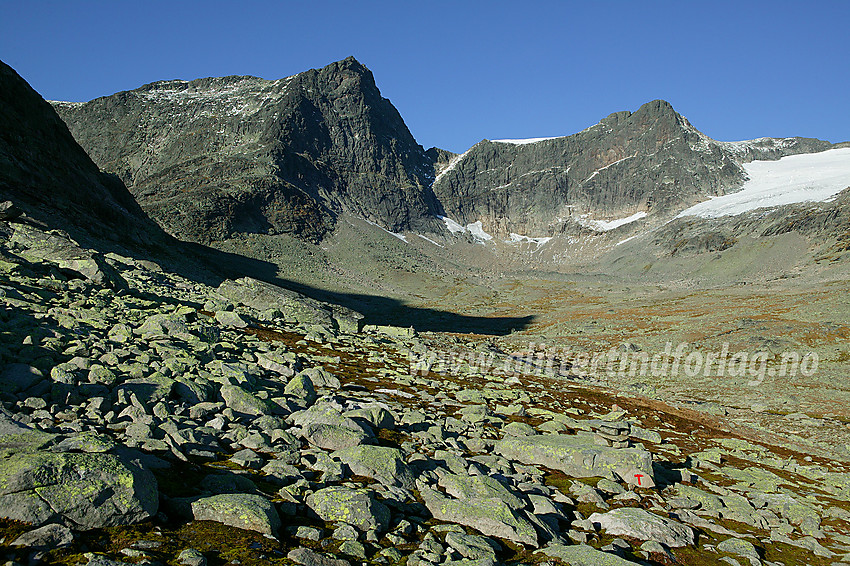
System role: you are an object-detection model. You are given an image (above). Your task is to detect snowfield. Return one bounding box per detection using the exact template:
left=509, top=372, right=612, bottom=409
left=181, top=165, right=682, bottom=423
left=678, top=147, right=850, bottom=218
left=577, top=211, right=647, bottom=232
left=491, top=136, right=563, bottom=145
left=439, top=216, right=493, bottom=243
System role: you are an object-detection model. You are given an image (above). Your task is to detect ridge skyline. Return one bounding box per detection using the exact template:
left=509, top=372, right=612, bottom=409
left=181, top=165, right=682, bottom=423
left=47, top=55, right=844, bottom=159
left=3, top=1, right=847, bottom=154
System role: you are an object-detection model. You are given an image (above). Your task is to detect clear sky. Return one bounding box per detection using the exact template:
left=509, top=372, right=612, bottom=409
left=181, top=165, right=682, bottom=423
left=1, top=1, right=848, bottom=153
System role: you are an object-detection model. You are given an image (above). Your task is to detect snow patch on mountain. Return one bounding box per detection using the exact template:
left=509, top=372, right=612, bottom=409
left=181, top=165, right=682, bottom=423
left=678, top=147, right=850, bottom=218
left=366, top=220, right=408, bottom=242
left=507, top=233, right=552, bottom=249
left=439, top=216, right=493, bottom=243
left=466, top=221, right=493, bottom=241
left=433, top=149, right=471, bottom=185
left=491, top=136, right=563, bottom=145
left=577, top=211, right=648, bottom=232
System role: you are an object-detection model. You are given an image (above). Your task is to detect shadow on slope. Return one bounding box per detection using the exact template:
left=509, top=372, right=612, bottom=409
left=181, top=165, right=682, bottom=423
left=179, top=243, right=534, bottom=336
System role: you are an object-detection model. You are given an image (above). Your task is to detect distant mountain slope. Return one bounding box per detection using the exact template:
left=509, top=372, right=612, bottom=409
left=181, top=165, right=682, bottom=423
left=0, top=59, right=161, bottom=243
left=431, top=100, right=833, bottom=237
left=52, top=57, right=440, bottom=244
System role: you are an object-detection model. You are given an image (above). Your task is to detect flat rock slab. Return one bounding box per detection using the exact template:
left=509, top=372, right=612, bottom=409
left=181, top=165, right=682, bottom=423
left=11, top=523, right=74, bottom=548
left=537, top=544, right=641, bottom=565
left=437, top=472, right=524, bottom=510
left=589, top=507, right=695, bottom=548
left=218, top=278, right=362, bottom=334
left=220, top=384, right=276, bottom=416
left=333, top=445, right=413, bottom=488
left=495, top=433, right=655, bottom=487
left=191, top=493, right=281, bottom=537
left=287, top=547, right=352, bottom=566
left=304, top=423, right=370, bottom=451
left=420, top=485, right=537, bottom=546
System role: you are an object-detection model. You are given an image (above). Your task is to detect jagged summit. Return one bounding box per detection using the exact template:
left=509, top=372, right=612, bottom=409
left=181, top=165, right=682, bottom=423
left=430, top=99, right=834, bottom=238
left=53, top=57, right=439, bottom=244
left=49, top=58, right=841, bottom=250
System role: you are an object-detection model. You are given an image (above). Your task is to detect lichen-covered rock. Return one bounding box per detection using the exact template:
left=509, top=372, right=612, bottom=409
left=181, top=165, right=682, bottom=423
left=11, top=523, right=74, bottom=548
left=291, top=403, right=372, bottom=435
left=306, top=486, right=390, bottom=533
left=303, top=423, right=370, bottom=451
left=287, top=547, right=352, bottom=566
left=495, top=433, right=655, bottom=487
left=136, top=313, right=191, bottom=339
left=115, top=375, right=175, bottom=407
left=536, top=544, right=642, bottom=565
left=717, top=537, right=762, bottom=565
left=589, top=507, right=695, bottom=548
left=8, top=224, right=127, bottom=288
left=0, top=420, right=158, bottom=529
left=419, top=485, right=537, bottom=546
left=343, top=404, right=394, bottom=429
left=285, top=373, right=317, bottom=405
left=217, top=277, right=363, bottom=333
left=191, top=493, right=281, bottom=537
left=214, top=310, right=249, bottom=328
left=220, top=384, right=275, bottom=416
left=333, top=445, right=413, bottom=488
left=444, top=532, right=500, bottom=561
left=437, top=473, right=524, bottom=510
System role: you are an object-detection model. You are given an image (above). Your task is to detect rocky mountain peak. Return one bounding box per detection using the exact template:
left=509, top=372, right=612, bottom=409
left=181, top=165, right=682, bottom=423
left=52, top=57, right=438, bottom=244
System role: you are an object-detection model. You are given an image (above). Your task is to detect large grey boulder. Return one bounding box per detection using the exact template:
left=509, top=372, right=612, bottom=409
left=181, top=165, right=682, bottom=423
left=285, top=372, right=317, bottom=406
left=115, top=375, right=175, bottom=408
left=11, top=523, right=74, bottom=548
left=287, top=547, right=352, bottom=566
left=333, top=445, right=414, bottom=488
left=306, top=486, right=390, bottom=533
left=136, top=313, right=191, bottom=339
left=419, top=485, right=537, bottom=546
left=495, top=433, right=655, bottom=487
left=444, top=532, right=500, bottom=561
left=291, top=402, right=372, bottom=435
left=8, top=224, right=126, bottom=288
left=220, top=384, right=276, bottom=416
left=217, top=278, right=363, bottom=334
left=536, top=544, right=642, bottom=565
left=191, top=493, right=281, bottom=537
left=588, top=507, right=695, bottom=548
left=437, top=473, right=524, bottom=510
left=0, top=419, right=158, bottom=529
left=0, top=363, right=44, bottom=394
left=303, top=423, right=371, bottom=451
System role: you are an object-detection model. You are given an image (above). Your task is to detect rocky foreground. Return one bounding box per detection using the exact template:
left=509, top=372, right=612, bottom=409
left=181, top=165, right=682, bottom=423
left=2, top=219, right=850, bottom=566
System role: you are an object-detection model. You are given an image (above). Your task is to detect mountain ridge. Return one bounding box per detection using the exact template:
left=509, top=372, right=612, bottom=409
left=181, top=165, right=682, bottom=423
left=52, top=56, right=441, bottom=244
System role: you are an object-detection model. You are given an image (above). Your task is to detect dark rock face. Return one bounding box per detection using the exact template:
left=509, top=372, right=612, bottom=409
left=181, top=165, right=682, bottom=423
left=431, top=100, right=833, bottom=236
left=0, top=60, right=160, bottom=243
left=48, top=56, right=835, bottom=245
left=53, top=57, right=439, bottom=243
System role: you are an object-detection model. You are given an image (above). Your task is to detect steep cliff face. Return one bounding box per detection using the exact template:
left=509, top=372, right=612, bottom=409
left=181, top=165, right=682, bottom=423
left=430, top=100, right=833, bottom=237
left=53, top=57, right=439, bottom=244
left=0, top=60, right=160, bottom=243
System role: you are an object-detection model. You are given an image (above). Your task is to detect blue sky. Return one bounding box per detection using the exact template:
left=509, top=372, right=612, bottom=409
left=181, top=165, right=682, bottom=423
left=1, top=1, right=848, bottom=153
